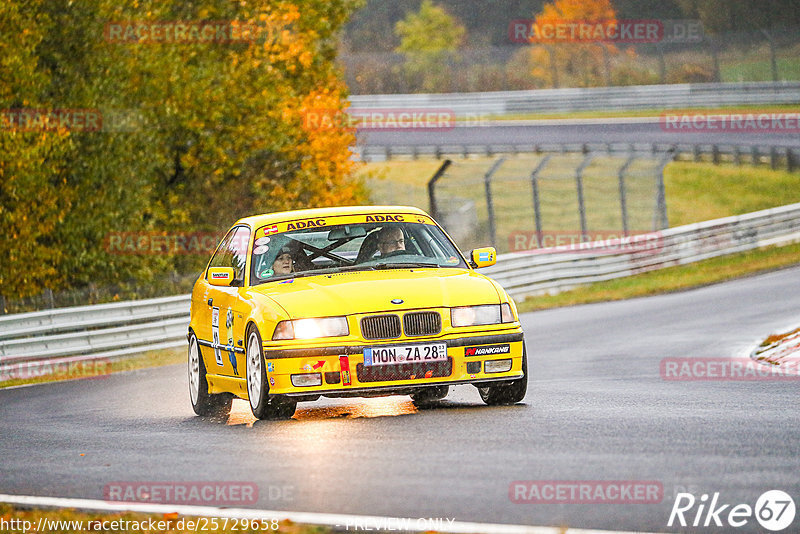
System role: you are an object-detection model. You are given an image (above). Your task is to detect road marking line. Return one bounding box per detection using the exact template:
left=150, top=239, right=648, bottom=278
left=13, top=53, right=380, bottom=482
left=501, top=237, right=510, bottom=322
left=0, top=493, right=656, bottom=534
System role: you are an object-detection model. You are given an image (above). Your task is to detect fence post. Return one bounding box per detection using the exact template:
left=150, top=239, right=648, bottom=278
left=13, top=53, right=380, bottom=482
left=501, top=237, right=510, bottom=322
left=545, top=45, right=559, bottom=88
left=483, top=157, right=507, bottom=249
left=427, top=159, right=452, bottom=221
left=0, top=294, right=6, bottom=315
left=788, top=148, right=796, bottom=173
left=654, top=151, right=675, bottom=230
left=657, top=43, right=667, bottom=84
left=576, top=153, right=594, bottom=239
left=617, top=154, right=636, bottom=236
left=530, top=155, right=552, bottom=247
left=760, top=29, right=779, bottom=82
left=752, top=146, right=760, bottom=167
left=770, top=146, right=779, bottom=170
left=45, top=288, right=55, bottom=309
left=712, top=144, right=720, bottom=165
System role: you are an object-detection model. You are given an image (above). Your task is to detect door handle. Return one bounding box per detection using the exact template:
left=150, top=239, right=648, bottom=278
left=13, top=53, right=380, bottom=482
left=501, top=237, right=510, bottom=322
left=207, top=298, right=213, bottom=307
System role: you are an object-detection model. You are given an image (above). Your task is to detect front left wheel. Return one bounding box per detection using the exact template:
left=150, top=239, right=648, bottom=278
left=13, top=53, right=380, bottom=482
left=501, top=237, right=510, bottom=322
left=189, top=333, right=233, bottom=416
left=246, top=327, right=297, bottom=420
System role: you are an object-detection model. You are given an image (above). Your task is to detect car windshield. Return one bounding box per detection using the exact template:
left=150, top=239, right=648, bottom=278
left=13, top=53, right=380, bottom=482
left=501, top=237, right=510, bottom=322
left=250, top=221, right=468, bottom=284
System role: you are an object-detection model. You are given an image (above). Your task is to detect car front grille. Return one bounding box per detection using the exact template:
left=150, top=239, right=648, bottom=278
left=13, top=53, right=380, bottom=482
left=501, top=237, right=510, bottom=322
left=361, top=314, right=401, bottom=340
left=403, top=311, right=441, bottom=337
left=356, top=358, right=453, bottom=383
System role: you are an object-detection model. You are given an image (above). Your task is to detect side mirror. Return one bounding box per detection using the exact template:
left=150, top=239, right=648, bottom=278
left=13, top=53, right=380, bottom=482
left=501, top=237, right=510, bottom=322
left=208, top=267, right=234, bottom=286
left=470, top=247, right=497, bottom=268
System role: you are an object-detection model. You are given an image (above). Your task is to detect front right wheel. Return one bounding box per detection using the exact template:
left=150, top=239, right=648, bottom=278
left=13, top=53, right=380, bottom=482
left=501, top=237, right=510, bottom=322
left=477, top=344, right=528, bottom=406
left=246, top=327, right=297, bottom=420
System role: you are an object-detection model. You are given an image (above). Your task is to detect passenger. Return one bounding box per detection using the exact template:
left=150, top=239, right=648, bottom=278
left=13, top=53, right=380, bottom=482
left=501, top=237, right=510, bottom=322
left=377, top=226, right=406, bottom=256
left=272, top=247, right=294, bottom=275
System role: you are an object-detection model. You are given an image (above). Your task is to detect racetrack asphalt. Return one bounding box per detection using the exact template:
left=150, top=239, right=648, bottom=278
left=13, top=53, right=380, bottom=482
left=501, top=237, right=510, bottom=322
left=2, top=266, right=800, bottom=533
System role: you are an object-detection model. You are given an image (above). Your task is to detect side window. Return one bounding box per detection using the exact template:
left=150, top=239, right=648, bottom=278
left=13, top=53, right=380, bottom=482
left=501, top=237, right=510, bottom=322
left=207, top=226, right=251, bottom=285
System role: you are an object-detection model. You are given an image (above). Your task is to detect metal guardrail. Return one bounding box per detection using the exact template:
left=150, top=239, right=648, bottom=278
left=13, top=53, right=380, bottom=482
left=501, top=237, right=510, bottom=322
left=356, top=143, right=799, bottom=172
left=2, top=201, right=800, bottom=381
left=0, top=295, right=190, bottom=381
left=484, top=201, right=800, bottom=299
left=349, top=81, right=800, bottom=116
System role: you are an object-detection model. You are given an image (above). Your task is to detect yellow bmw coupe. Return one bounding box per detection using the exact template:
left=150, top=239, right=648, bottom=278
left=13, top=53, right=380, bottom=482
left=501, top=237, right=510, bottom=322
left=188, top=206, right=527, bottom=419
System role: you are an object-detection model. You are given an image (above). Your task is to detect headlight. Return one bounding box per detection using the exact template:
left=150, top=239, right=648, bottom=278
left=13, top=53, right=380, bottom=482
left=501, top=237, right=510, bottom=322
left=272, top=317, right=349, bottom=340
left=451, top=305, right=501, bottom=327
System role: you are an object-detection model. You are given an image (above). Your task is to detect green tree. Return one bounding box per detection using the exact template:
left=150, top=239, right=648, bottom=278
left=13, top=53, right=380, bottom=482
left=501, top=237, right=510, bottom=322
left=394, top=0, right=466, bottom=92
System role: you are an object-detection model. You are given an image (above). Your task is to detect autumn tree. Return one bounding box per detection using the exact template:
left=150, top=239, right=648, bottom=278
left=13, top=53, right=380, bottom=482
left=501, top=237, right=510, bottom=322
left=526, top=0, right=621, bottom=88
left=0, top=2, right=74, bottom=302
left=0, top=0, right=365, bottom=304
left=394, top=0, right=466, bottom=92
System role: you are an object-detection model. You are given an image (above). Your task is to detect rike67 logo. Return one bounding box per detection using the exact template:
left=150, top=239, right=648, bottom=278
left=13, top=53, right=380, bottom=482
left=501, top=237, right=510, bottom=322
left=669, top=490, right=796, bottom=531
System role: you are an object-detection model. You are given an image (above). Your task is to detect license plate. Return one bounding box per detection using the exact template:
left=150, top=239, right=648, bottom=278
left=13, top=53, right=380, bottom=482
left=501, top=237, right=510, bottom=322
left=363, top=343, right=448, bottom=366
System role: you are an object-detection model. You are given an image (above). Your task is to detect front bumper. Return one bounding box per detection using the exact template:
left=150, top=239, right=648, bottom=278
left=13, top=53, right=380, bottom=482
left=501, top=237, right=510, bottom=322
left=262, top=331, right=525, bottom=398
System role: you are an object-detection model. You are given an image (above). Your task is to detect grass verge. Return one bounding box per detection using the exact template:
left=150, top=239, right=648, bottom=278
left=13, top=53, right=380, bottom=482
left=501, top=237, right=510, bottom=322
left=0, top=504, right=326, bottom=534
left=0, top=347, right=185, bottom=389
left=480, top=104, right=799, bottom=122
left=516, top=241, right=800, bottom=313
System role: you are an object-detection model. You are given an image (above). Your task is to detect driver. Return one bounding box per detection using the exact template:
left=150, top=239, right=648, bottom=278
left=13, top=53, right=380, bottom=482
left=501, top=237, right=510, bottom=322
left=377, top=226, right=405, bottom=256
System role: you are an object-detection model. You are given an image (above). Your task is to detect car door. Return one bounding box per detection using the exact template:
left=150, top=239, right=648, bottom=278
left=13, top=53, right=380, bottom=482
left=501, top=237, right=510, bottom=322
left=195, top=226, right=251, bottom=379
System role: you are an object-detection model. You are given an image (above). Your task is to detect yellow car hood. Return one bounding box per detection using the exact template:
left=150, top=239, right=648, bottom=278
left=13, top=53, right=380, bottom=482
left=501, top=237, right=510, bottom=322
left=249, top=268, right=502, bottom=318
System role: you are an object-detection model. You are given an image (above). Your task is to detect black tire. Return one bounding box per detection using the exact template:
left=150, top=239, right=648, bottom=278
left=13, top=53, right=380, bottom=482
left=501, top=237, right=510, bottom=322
left=410, top=385, right=449, bottom=406
left=188, top=333, right=233, bottom=416
left=477, top=344, right=528, bottom=406
left=246, top=327, right=297, bottom=420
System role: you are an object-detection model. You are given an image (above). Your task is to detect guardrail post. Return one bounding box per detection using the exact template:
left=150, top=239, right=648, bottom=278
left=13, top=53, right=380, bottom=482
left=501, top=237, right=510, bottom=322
left=576, top=154, right=594, bottom=239
left=530, top=155, right=552, bottom=247
left=617, top=154, right=636, bottom=237
left=483, top=157, right=506, bottom=249
left=427, top=159, right=452, bottom=221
